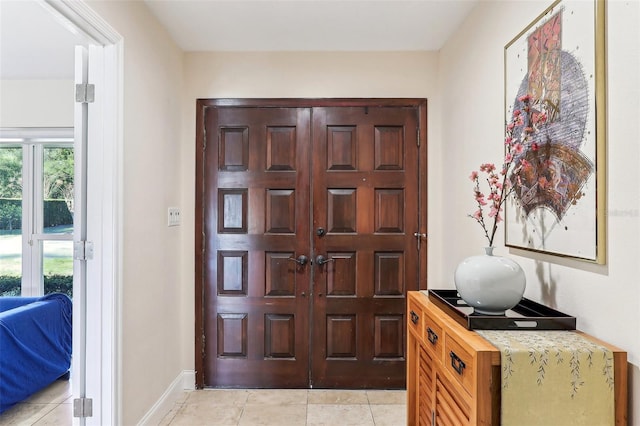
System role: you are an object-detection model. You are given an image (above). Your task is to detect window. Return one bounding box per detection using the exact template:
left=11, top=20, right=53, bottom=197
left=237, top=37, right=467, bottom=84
left=0, top=128, right=74, bottom=297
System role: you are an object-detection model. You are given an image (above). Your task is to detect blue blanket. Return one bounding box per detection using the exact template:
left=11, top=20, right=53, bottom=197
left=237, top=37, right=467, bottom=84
left=0, top=293, right=72, bottom=413
left=0, top=297, right=41, bottom=313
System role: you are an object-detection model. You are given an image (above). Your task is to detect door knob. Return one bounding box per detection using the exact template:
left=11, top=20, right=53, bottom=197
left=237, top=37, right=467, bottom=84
left=287, top=255, right=309, bottom=266
left=315, top=255, right=335, bottom=265
left=316, top=227, right=326, bottom=237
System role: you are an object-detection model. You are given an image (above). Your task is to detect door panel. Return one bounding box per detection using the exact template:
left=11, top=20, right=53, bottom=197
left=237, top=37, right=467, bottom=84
left=202, top=106, right=312, bottom=387
left=311, top=106, right=420, bottom=388
left=197, top=99, right=426, bottom=389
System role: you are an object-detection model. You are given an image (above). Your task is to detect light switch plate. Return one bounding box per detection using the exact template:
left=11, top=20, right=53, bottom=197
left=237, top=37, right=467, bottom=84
left=168, top=207, right=181, bottom=226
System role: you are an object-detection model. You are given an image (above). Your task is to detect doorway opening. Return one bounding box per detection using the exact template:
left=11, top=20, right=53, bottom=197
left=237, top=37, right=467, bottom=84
left=0, top=1, right=123, bottom=424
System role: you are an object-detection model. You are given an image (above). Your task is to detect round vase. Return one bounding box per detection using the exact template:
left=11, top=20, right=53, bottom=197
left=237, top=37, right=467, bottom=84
left=454, top=247, right=526, bottom=315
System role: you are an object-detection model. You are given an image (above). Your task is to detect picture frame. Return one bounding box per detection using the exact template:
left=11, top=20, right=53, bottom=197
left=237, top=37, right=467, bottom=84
left=504, top=0, right=606, bottom=264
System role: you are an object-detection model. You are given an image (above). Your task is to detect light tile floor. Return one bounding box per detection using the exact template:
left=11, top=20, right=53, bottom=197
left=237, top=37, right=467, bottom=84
left=0, top=382, right=407, bottom=426
left=0, top=379, right=72, bottom=425
left=161, top=389, right=407, bottom=426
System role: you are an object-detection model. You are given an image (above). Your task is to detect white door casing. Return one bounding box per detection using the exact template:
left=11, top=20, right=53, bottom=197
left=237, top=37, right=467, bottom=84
left=43, top=1, right=122, bottom=425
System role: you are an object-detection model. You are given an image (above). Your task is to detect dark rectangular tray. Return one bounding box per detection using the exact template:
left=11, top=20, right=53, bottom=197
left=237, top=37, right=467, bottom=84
left=425, top=289, right=576, bottom=330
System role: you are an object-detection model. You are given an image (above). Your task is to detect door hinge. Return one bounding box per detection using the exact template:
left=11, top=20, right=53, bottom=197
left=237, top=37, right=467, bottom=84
left=74, top=240, right=94, bottom=260
left=73, top=397, right=93, bottom=418
left=75, top=83, right=95, bottom=103
left=416, top=127, right=420, bottom=147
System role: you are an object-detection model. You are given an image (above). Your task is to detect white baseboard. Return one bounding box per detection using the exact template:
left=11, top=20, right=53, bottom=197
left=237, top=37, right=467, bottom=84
left=137, top=370, right=195, bottom=425
left=182, top=370, right=196, bottom=390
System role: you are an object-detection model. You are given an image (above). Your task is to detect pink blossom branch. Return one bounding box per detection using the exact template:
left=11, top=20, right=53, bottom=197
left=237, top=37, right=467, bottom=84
left=467, top=94, right=540, bottom=247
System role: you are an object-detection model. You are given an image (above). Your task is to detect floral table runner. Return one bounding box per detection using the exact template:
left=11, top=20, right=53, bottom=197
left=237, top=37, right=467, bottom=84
left=476, top=330, right=614, bottom=426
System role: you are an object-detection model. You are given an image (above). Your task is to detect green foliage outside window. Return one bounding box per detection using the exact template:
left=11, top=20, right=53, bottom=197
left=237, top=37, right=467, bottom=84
left=0, top=147, right=22, bottom=199
left=0, top=199, right=72, bottom=230
left=0, top=146, right=74, bottom=298
left=0, top=275, right=73, bottom=298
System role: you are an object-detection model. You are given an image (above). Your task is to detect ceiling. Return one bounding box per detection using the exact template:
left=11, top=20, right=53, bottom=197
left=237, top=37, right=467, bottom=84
left=0, top=0, right=477, bottom=79
left=143, top=0, right=478, bottom=52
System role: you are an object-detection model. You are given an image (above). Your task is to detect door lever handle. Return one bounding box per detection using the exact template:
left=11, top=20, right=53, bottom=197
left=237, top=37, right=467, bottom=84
left=287, top=255, right=309, bottom=266
left=315, top=255, right=335, bottom=266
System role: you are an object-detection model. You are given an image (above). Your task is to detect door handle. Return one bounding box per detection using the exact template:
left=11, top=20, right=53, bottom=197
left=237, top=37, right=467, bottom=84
left=315, top=255, right=335, bottom=266
left=287, top=255, right=309, bottom=266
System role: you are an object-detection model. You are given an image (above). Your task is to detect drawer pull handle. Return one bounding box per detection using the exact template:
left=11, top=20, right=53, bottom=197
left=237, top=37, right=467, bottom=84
left=426, top=327, right=438, bottom=345
left=450, top=351, right=466, bottom=375
left=410, top=310, right=419, bottom=324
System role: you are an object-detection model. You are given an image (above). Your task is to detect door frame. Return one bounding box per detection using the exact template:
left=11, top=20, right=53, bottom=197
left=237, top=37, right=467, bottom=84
left=195, top=98, right=428, bottom=388
left=41, top=1, right=123, bottom=424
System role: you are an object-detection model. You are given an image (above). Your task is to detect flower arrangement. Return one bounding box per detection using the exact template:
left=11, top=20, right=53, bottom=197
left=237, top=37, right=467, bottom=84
left=468, top=94, right=547, bottom=247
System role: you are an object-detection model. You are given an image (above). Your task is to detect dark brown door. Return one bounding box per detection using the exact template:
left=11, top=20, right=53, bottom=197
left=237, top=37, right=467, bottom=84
left=199, top=105, right=312, bottom=387
left=310, top=106, right=421, bottom=388
left=195, top=99, right=427, bottom=389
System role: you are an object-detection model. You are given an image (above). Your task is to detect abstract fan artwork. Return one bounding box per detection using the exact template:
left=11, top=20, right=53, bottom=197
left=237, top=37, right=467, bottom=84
left=504, top=0, right=605, bottom=262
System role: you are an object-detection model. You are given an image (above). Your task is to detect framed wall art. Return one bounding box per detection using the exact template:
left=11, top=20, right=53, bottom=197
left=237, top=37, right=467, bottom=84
left=504, top=0, right=606, bottom=264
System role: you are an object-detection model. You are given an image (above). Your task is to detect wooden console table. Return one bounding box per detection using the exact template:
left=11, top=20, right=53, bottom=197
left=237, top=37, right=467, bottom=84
left=406, top=290, right=627, bottom=425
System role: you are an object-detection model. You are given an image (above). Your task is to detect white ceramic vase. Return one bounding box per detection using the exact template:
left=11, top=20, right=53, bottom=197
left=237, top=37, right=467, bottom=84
left=454, top=247, right=526, bottom=315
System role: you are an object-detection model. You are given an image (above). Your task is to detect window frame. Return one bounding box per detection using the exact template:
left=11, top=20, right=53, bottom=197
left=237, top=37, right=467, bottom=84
left=0, top=127, right=74, bottom=296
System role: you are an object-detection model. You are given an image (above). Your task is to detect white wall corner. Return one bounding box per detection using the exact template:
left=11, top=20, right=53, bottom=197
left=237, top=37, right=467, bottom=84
left=136, top=370, right=194, bottom=426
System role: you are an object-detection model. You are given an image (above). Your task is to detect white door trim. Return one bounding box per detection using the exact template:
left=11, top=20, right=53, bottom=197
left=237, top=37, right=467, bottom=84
left=43, top=1, right=123, bottom=425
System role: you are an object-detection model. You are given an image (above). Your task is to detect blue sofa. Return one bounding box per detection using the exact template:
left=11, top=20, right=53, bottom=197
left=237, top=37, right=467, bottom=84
left=0, top=293, right=72, bottom=413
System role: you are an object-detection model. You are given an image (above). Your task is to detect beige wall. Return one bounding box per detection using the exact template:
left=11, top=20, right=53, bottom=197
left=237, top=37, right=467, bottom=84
left=184, top=51, right=438, bottom=98
left=84, top=1, right=185, bottom=424
left=438, top=0, right=640, bottom=422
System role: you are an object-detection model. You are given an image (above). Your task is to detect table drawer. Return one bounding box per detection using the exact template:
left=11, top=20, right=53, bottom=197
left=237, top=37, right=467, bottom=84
left=422, top=309, right=443, bottom=359
left=408, top=298, right=423, bottom=341
left=444, top=334, right=475, bottom=396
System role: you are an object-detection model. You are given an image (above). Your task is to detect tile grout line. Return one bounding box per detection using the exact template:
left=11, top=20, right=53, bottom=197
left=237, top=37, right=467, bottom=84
left=15, top=401, right=60, bottom=426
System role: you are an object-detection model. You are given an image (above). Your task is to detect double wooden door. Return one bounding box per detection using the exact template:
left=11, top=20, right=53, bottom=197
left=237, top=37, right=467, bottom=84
left=195, top=99, right=427, bottom=389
